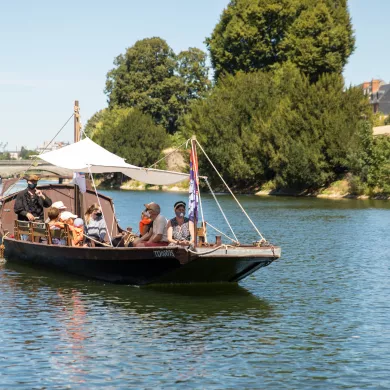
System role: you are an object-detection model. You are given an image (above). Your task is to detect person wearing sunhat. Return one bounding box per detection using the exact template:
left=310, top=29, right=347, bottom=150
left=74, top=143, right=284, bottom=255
left=14, top=174, right=52, bottom=222
left=134, top=202, right=168, bottom=247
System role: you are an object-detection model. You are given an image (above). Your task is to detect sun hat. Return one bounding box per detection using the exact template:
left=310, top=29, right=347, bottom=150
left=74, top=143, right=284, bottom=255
left=60, top=211, right=78, bottom=221
left=52, top=201, right=67, bottom=210
left=25, top=174, right=40, bottom=181
left=73, top=218, right=84, bottom=227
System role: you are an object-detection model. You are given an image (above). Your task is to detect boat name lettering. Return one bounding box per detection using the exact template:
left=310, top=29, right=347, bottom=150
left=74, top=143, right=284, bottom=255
left=154, top=250, right=175, bottom=258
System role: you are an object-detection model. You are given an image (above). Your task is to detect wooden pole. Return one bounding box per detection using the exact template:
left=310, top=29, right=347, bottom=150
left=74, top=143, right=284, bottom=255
left=73, top=101, right=82, bottom=217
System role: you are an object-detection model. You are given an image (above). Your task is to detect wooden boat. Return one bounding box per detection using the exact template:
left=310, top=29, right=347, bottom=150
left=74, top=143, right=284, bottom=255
left=0, top=102, right=281, bottom=286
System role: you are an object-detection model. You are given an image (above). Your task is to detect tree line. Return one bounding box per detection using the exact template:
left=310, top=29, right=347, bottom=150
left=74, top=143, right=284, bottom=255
left=85, top=0, right=390, bottom=195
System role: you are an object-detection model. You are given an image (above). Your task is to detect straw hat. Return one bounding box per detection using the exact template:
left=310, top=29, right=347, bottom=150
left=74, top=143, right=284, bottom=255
left=25, top=174, right=40, bottom=182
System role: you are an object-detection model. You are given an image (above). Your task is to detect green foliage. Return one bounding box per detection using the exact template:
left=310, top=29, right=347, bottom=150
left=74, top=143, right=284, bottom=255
left=384, top=116, right=390, bottom=126
left=0, top=142, right=10, bottom=160
left=181, top=64, right=370, bottom=190
left=105, top=37, right=210, bottom=133
left=19, top=146, right=36, bottom=160
left=206, top=0, right=355, bottom=82
left=372, top=112, right=384, bottom=127
left=367, top=136, right=390, bottom=193
left=85, top=107, right=167, bottom=168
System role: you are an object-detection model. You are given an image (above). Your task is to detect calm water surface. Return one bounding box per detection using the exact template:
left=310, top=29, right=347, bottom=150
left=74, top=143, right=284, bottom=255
left=1, top=189, right=390, bottom=389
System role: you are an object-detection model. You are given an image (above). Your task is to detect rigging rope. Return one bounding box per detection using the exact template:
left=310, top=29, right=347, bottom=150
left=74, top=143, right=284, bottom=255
left=203, top=177, right=239, bottom=244
left=196, top=140, right=266, bottom=242
left=87, top=167, right=113, bottom=247
left=1, top=113, right=75, bottom=197
left=205, top=221, right=239, bottom=244
left=148, top=140, right=188, bottom=169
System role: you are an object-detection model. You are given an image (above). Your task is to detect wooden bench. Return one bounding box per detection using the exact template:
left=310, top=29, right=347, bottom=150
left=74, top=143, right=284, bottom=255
left=47, top=224, right=72, bottom=246
left=14, top=220, right=71, bottom=246
left=14, top=220, right=32, bottom=241
left=30, top=222, right=50, bottom=243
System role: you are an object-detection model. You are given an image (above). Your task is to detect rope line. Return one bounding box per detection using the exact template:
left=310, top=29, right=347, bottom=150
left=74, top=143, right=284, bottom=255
left=196, top=140, right=265, bottom=242
left=87, top=167, right=113, bottom=246
left=205, top=221, right=238, bottom=244
left=1, top=113, right=74, bottom=197
left=187, top=244, right=235, bottom=255
left=203, top=177, right=239, bottom=243
left=148, top=140, right=188, bottom=169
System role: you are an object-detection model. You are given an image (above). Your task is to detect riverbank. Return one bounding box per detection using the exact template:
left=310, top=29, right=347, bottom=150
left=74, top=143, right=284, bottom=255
left=96, top=178, right=390, bottom=200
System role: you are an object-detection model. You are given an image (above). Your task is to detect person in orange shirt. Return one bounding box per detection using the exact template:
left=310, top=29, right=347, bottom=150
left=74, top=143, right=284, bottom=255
left=59, top=211, right=83, bottom=247
left=71, top=218, right=84, bottom=247
left=139, top=209, right=152, bottom=237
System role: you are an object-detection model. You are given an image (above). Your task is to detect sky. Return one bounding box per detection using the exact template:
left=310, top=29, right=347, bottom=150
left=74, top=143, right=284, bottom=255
left=0, top=0, right=389, bottom=150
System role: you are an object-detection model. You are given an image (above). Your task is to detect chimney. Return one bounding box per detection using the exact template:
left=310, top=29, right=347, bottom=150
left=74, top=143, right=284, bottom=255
left=371, top=79, right=381, bottom=93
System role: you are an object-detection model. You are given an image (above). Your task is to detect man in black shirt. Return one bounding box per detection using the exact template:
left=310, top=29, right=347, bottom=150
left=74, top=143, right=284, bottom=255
left=14, top=174, right=52, bottom=221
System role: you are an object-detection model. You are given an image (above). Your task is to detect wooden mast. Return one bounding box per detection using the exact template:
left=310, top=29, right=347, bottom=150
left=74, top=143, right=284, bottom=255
left=191, top=135, right=198, bottom=247
left=73, top=101, right=82, bottom=217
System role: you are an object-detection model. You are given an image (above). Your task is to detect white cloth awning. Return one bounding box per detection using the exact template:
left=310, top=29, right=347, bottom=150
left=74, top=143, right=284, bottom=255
left=39, top=138, right=189, bottom=185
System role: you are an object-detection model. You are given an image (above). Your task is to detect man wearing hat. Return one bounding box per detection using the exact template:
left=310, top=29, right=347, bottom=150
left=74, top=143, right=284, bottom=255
left=134, top=202, right=168, bottom=247
left=14, top=174, right=52, bottom=222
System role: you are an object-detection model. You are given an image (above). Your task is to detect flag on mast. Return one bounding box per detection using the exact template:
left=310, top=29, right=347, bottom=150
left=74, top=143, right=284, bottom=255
left=188, top=143, right=199, bottom=223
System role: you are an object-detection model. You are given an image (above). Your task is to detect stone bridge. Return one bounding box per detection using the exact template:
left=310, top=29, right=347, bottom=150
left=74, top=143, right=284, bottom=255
left=0, top=160, right=73, bottom=178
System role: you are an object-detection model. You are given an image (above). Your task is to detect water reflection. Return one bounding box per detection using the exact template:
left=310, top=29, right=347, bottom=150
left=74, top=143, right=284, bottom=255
left=2, top=262, right=273, bottom=320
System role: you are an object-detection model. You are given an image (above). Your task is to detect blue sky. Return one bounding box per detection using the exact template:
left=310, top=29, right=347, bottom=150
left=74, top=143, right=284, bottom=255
left=0, top=0, right=388, bottom=150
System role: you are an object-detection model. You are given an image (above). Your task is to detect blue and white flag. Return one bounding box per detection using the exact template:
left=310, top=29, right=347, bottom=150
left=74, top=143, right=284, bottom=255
left=188, top=145, right=199, bottom=223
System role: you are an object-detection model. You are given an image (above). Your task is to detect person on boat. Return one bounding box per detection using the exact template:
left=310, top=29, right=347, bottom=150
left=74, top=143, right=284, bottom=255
left=167, top=201, right=194, bottom=246
left=45, top=200, right=67, bottom=223
left=47, top=207, right=61, bottom=228
left=71, top=218, right=85, bottom=247
left=60, top=211, right=83, bottom=246
left=139, top=209, right=152, bottom=237
left=133, top=202, right=168, bottom=247
left=84, top=203, right=107, bottom=244
left=52, top=200, right=67, bottom=215
left=14, top=174, right=52, bottom=222
left=47, top=207, right=66, bottom=245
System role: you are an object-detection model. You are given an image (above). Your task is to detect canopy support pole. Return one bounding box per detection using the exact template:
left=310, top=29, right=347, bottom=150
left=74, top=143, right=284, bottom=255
left=73, top=101, right=83, bottom=218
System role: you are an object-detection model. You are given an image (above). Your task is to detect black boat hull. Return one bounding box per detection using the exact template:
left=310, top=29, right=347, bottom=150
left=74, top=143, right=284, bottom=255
left=3, top=238, right=279, bottom=285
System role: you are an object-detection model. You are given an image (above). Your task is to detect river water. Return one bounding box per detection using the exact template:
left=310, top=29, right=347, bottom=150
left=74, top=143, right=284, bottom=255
left=1, top=189, right=390, bottom=389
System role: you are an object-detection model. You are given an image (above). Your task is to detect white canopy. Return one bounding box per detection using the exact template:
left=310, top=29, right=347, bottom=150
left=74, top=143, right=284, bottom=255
left=39, top=138, right=189, bottom=185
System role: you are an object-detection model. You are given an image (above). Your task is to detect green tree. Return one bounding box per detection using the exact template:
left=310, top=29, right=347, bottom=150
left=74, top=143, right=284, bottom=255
left=86, top=107, right=167, bottom=168
left=0, top=142, right=10, bottom=160
left=105, top=37, right=210, bottom=133
left=206, top=0, right=355, bottom=82
left=181, top=64, right=370, bottom=191
left=19, top=146, right=36, bottom=160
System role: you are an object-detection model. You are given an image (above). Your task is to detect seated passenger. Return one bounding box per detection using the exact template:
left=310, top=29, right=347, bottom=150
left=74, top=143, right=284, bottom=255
left=133, top=202, right=168, bottom=247
left=139, top=209, right=152, bottom=237
left=47, top=207, right=61, bottom=228
left=51, top=201, right=67, bottom=219
left=84, top=203, right=107, bottom=244
left=167, top=201, right=194, bottom=246
left=72, top=218, right=85, bottom=247
left=48, top=207, right=65, bottom=245
left=60, top=211, right=78, bottom=246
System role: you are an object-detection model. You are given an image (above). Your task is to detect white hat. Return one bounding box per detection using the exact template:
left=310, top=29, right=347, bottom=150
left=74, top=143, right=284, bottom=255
left=74, top=218, right=84, bottom=227
left=60, top=211, right=78, bottom=221
left=52, top=201, right=67, bottom=210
